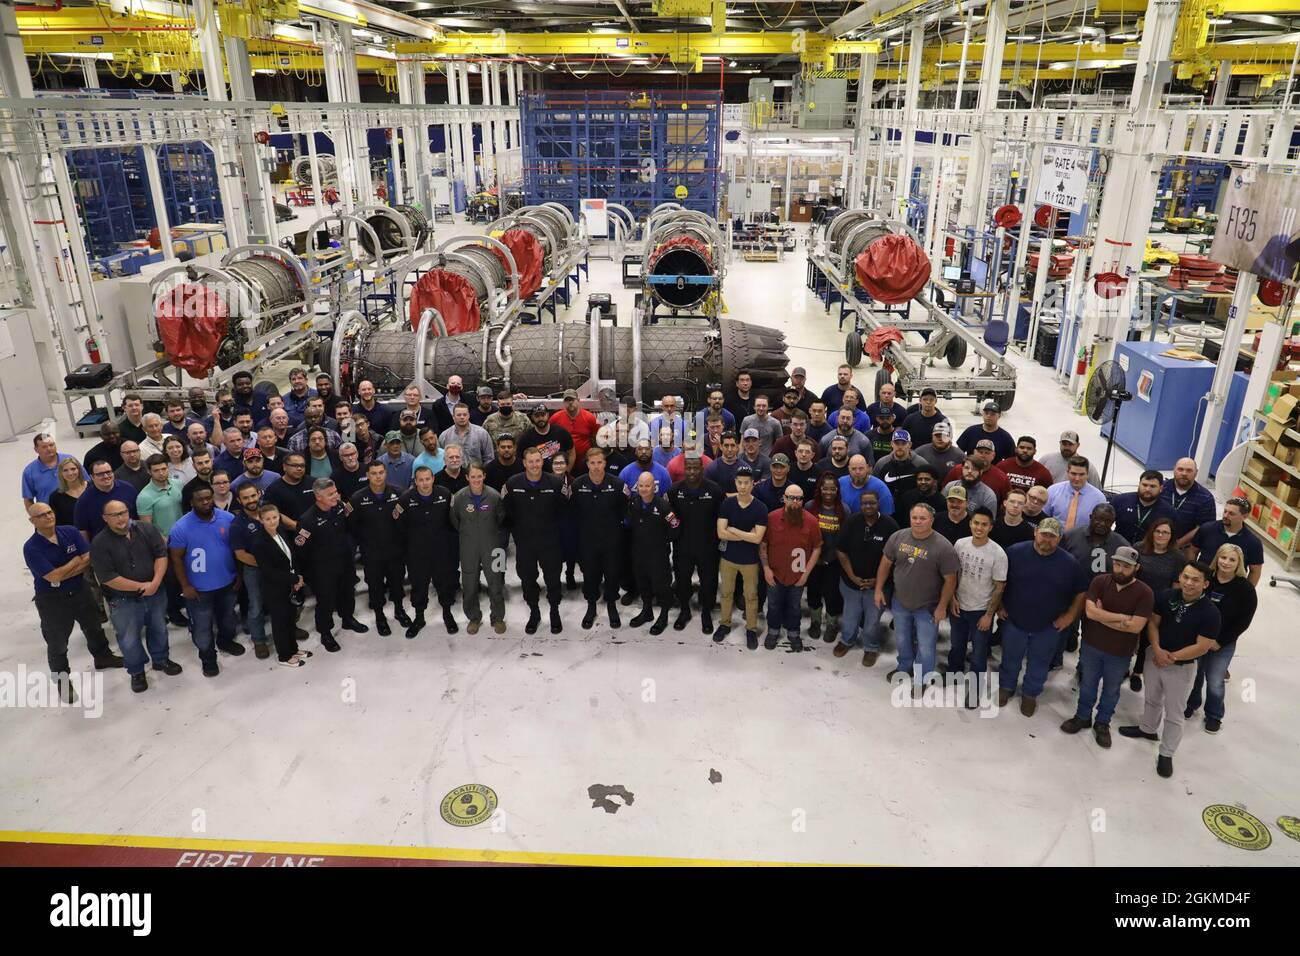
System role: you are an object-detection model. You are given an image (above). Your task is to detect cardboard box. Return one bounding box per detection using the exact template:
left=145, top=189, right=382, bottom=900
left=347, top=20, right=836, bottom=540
left=1277, top=479, right=1300, bottom=508
left=1263, top=418, right=1288, bottom=444
left=1245, top=455, right=1282, bottom=485
left=1256, top=436, right=1279, bottom=458
left=1271, top=393, right=1299, bottom=425
left=1278, top=442, right=1300, bottom=467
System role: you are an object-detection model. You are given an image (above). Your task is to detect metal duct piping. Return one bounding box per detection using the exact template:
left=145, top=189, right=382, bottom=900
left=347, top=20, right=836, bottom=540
left=212, top=257, right=305, bottom=367
left=357, top=204, right=432, bottom=256
left=644, top=210, right=723, bottom=311
left=824, top=209, right=893, bottom=264
left=330, top=317, right=788, bottom=407
left=443, top=245, right=509, bottom=304
left=489, top=203, right=576, bottom=275
left=292, top=154, right=338, bottom=187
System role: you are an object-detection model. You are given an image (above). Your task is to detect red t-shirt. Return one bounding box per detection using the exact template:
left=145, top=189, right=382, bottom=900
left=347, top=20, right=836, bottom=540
left=995, top=457, right=1054, bottom=495
left=764, top=508, right=823, bottom=585
left=944, top=463, right=1011, bottom=502
left=550, top=408, right=600, bottom=460
left=667, top=452, right=713, bottom=483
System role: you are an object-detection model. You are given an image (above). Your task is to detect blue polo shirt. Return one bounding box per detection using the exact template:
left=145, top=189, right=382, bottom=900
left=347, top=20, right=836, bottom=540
left=1162, top=478, right=1217, bottom=540
left=23, top=525, right=88, bottom=594
left=229, top=511, right=265, bottom=554
left=838, top=474, right=894, bottom=518
left=619, top=461, right=672, bottom=496
left=73, top=481, right=139, bottom=541
left=1002, top=541, right=1089, bottom=632
left=1192, top=520, right=1264, bottom=569
left=21, top=454, right=80, bottom=504
left=167, top=508, right=237, bottom=591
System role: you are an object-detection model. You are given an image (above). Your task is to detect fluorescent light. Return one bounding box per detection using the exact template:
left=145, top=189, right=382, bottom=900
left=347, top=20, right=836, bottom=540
left=1111, top=32, right=1139, bottom=40
left=729, top=60, right=738, bottom=67
left=1208, top=18, right=1233, bottom=25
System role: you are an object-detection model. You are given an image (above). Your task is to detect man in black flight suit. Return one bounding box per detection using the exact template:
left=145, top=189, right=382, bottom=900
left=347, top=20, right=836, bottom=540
left=504, top=447, right=565, bottom=635
left=399, top=464, right=459, bottom=639
left=295, top=478, right=369, bottom=651
left=348, top=460, right=410, bottom=636
left=626, top=471, right=680, bottom=635
left=571, top=446, right=627, bottom=630
left=666, top=454, right=722, bottom=634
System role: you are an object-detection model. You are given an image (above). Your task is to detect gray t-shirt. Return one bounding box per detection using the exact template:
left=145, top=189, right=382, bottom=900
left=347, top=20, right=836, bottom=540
left=943, top=479, right=997, bottom=515
left=739, top=414, right=785, bottom=458
left=884, top=528, right=960, bottom=610
left=1061, top=527, right=1130, bottom=579
left=915, top=442, right=965, bottom=476
left=954, top=536, right=1008, bottom=611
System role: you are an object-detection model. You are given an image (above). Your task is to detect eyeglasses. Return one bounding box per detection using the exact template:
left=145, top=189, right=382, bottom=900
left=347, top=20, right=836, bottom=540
left=104, top=510, right=130, bottom=518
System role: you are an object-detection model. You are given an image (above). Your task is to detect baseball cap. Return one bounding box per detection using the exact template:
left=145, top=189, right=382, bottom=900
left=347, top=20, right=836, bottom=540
left=874, top=407, right=896, bottom=419
left=734, top=465, right=754, bottom=478
left=975, top=438, right=996, bottom=452
left=920, top=387, right=937, bottom=398
left=946, top=485, right=967, bottom=501
left=476, top=385, right=493, bottom=397
left=1037, top=517, right=1063, bottom=537
left=530, top=403, right=549, bottom=415
left=562, top=388, right=578, bottom=399
left=384, top=430, right=403, bottom=444
left=932, top=421, right=952, bottom=437
left=892, top=429, right=911, bottom=443
left=1060, top=430, right=1080, bottom=444
left=743, top=427, right=760, bottom=439
left=981, top=399, right=1000, bottom=413
left=791, top=366, right=807, bottom=377
left=771, top=453, right=791, bottom=467
left=1113, top=545, right=1140, bottom=566
left=243, top=448, right=263, bottom=461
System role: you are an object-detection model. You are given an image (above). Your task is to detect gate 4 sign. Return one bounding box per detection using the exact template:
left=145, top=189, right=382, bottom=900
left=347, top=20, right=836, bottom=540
left=1034, top=145, right=1093, bottom=214
left=1209, top=170, right=1300, bottom=287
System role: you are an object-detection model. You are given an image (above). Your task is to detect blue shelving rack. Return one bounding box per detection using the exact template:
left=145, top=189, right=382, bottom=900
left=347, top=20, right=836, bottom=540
left=158, top=143, right=223, bottom=224
left=66, top=148, right=140, bottom=257
left=521, top=90, right=721, bottom=219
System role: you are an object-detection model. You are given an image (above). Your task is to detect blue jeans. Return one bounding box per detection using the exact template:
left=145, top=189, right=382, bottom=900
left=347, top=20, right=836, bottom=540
left=948, top=607, right=992, bottom=674
left=187, top=583, right=238, bottom=666
left=892, top=599, right=939, bottom=679
left=999, top=621, right=1058, bottom=698
left=242, top=567, right=267, bottom=647
left=1186, top=642, right=1236, bottom=722
left=106, top=591, right=169, bottom=676
left=766, top=582, right=804, bottom=636
left=1075, top=641, right=1130, bottom=725
left=838, top=580, right=882, bottom=650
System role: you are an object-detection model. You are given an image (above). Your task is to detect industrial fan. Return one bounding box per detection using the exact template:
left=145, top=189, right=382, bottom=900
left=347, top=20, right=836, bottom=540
left=1083, top=359, right=1132, bottom=491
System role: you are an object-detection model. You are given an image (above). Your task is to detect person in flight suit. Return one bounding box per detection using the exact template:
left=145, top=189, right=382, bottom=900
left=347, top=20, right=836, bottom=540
left=503, top=447, right=565, bottom=635
left=571, top=445, right=627, bottom=629
left=450, top=463, right=506, bottom=634
left=666, top=453, right=723, bottom=634
left=400, top=464, right=459, bottom=639
left=295, top=477, right=369, bottom=652
left=625, top=471, right=680, bottom=635
left=348, top=460, right=410, bottom=637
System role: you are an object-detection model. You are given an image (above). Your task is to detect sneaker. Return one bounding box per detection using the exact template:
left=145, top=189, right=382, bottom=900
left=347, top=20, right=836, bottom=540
left=320, top=633, right=341, bottom=653
left=745, top=629, right=759, bottom=650
left=712, top=625, right=730, bottom=644
left=254, top=643, right=271, bottom=660
left=1118, top=725, right=1158, bottom=741
left=1060, top=716, right=1091, bottom=734
left=466, top=620, right=481, bottom=635
left=152, top=660, right=183, bottom=676
left=1094, top=723, right=1112, bottom=748
left=862, top=650, right=878, bottom=667
left=1129, top=674, right=1142, bottom=692
left=492, top=620, right=507, bottom=634
left=217, top=641, right=245, bottom=656
left=832, top=643, right=850, bottom=658
left=201, top=661, right=219, bottom=678
left=342, top=618, right=369, bottom=634
left=1019, top=696, right=1037, bottom=717
left=93, top=653, right=125, bottom=670
left=1205, top=718, right=1222, bottom=734
left=789, top=634, right=803, bottom=652
left=763, top=630, right=780, bottom=650
left=375, top=615, right=391, bottom=637
left=130, top=672, right=148, bottom=693
left=1157, top=755, right=1173, bottom=778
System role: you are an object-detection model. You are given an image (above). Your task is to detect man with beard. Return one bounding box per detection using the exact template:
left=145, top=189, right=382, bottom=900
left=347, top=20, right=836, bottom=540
left=396, top=383, right=435, bottom=433
left=957, top=399, right=1015, bottom=462
left=431, top=374, right=466, bottom=433
left=572, top=446, right=627, bottom=629
left=516, top=404, right=572, bottom=473
left=667, top=454, right=722, bottom=634
left=618, top=438, right=671, bottom=495
left=874, top=429, right=924, bottom=504
left=552, top=389, right=601, bottom=468
left=737, top=428, right=771, bottom=482
left=229, top=483, right=272, bottom=658
left=159, top=397, right=195, bottom=438
left=893, top=464, right=944, bottom=525
left=331, top=442, right=366, bottom=502
left=771, top=386, right=802, bottom=429
left=1111, top=470, right=1174, bottom=545
left=933, top=485, right=972, bottom=543
left=815, top=436, right=853, bottom=484
left=485, top=434, right=524, bottom=492
left=482, top=390, right=528, bottom=445
left=232, top=448, right=277, bottom=496
left=84, top=422, right=124, bottom=473
left=833, top=488, right=897, bottom=665
left=186, top=422, right=218, bottom=463
left=314, top=373, right=335, bottom=409
left=1039, top=430, right=1101, bottom=486
left=996, top=436, right=1053, bottom=496
left=694, top=387, right=736, bottom=436
left=282, top=367, right=316, bottom=425
left=349, top=460, right=411, bottom=637
left=820, top=364, right=854, bottom=413
left=665, top=435, right=712, bottom=483
left=400, top=465, right=459, bottom=638
left=386, top=409, right=421, bottom=458
left=1163, top=457, right=1218, bottom=547
left=760, top=484, right=821, bottom=652
left=470, top=386, right=496, bottom=426
left=914, top=421, right=964, bottom=477
left=945, top=441, right=1011, bottom=504
left=819, top=408, right=872, bottom=462
left=351, top=378, right=394, bottom=435
left=754, top=453, right=798, bottom=512
left=786, top=366, right=815, bottom=413
left=838, top=454, right=894, bottom=517
left=437, top=444, right=469, bottom=495
left=168, top=486, right=241, bottom=677
left=943, top=455, right=999, bottom=515
left=505, top=447, right=566, bottom=634
left=263, top=454, right=316, bottom=532
left=181, top=450, right=215, bottom=512
left=625, top=471, right=679, bottom=635
left=296, top=478, right=368, bottom=651
left=231, top=370, right=269, bottom=423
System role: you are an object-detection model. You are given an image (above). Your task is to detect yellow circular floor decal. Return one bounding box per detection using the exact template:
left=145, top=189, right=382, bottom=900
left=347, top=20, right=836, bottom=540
left=440, top=784, right=498, bottom=828
left=1202, top=805, right=1271, bottom=851
left=1277, top=816, right=1300, bottom=842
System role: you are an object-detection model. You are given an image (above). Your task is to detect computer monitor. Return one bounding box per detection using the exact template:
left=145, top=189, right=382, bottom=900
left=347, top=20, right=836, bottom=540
left=942, top=265, right=961, bottom=281
left=969, top=257, right=989, bottom=288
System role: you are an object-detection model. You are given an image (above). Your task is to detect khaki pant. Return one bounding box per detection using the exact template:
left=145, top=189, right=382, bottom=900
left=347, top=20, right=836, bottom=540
left=1139, top=660, right=1198, bottom=758
left=719, top=558, right=759, bottom=631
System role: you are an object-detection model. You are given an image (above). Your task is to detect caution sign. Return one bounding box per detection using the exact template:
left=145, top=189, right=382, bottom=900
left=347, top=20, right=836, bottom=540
left=440, top=784, right=498, bottom=828
left=1034, top=145, right=1093, bottom=214
left=1201, top=805, right=1272, bottom=851
left=1277, top=816, right=1300, bottom=842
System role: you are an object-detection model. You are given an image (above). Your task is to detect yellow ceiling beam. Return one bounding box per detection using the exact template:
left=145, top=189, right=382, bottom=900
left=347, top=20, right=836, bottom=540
left=1095, top=0, right=1300, bottom=11
left=882, top=40, right=1297, bottom=66
left=394, top=32, right=881, bottom=62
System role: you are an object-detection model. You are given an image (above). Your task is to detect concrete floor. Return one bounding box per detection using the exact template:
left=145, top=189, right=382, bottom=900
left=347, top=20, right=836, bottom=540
left=2, top=228, right=1298, bottom=866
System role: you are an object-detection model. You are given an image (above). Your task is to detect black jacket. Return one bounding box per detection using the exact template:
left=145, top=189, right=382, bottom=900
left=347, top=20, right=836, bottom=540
left=250, top=528, right=300, bottom=592
left=503, top=472, right=564, bottom=543
left=626, top=494, right=680, bottom=555
left=572, top=473, right=628, bottom=543
left=348, top=484, right=405, bottom=558
left=666, top=478, right=723, bottom=550
left=399, top=486, right=456, bottom=558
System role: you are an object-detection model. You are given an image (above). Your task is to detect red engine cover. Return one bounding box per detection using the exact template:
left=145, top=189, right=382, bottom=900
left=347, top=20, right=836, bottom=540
left=490, top=229, right=544, bottom=299
left=408, top=268, right=482, bottom=335
left=854, top=234, right=930, bottom=305
left=648, top=234, right=713, bottom=270
left=154, top=284, right=229, bottom=378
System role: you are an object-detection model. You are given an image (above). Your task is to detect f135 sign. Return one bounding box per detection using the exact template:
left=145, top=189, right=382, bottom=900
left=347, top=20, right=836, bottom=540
left=1034, top=145, right=1093, bottom=213
left=1210, top=170, right=1300, bottom=287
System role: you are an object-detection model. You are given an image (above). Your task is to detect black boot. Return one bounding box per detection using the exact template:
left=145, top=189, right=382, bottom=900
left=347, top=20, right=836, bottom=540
left=650, top=608, right=669, bottom=635
left=701, top=611, right=713, bottom=633
left=405, top=613, right=424, bottom=639
left=607, top=601, right=621, bottom=628
left=393, top=603, right=413, bottom=628
left=629, top=605, right=653, bottom=627
left=565, top=567, right=579, bottom=590
left=582, top=602, right=598, bottom=629
left=673, top=608, right=690, bottom=631
left=442, top=606, right=459, bottom=634
left=375, top=613, right=391, bottom=637
left=550, top=605, right=562, bottom=634
left=525, top=604, right=541, bottom=634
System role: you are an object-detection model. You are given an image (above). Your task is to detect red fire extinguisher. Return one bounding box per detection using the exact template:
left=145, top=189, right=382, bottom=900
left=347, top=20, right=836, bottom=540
left=1075, top=345, right=1088, bottom=377
left=86, top=337, right=102, bottom=364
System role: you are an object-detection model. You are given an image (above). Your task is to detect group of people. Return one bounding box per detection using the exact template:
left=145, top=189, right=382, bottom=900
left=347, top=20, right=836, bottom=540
left=21, top=363, right=1260, bottom=777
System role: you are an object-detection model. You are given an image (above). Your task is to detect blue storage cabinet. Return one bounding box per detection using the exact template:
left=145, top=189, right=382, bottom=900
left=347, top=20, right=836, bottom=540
left=1103, top=340, right=1215, bottom=471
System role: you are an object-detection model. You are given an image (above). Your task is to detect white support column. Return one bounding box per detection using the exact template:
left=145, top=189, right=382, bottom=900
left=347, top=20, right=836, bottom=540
left=959, top=0, right=1008, bottom=229
left=898, top=20, right=924, bottom=222
left=192, top=0, right=250, bottom=246
left=848, top=51, right=878, bottom=209
left=444, top=62, right=460, bottom=189
left=143, top=148, right=175, bottom=263
left=224, top=34, right=276, bottom=243
left=506, top=60, right=519, bottom=149
left=924, top=156, right=942, bottom=276
left=81, top=59, right=99, bottom=88
left=492, top=63, right=507, bottom=175
left=459, top=64, right=476, bottom=192
left=481, top=63, right=496, bottom=189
